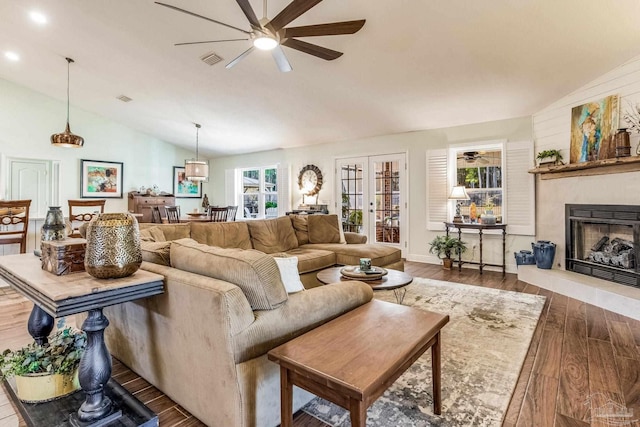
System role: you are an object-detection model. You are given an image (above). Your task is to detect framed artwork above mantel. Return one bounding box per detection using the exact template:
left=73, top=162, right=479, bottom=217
left=173, top=166, right=202, bottom=198
left=80, top=159, right=123, bottom=198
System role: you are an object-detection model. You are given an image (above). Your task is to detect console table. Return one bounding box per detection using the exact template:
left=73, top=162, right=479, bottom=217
left=444, top=222, right=507, bottom=275
left=0, top=253, right=164, bottom=427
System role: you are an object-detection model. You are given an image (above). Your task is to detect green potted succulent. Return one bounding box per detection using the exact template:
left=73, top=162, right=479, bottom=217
left=429, top=235, right=467, bottom=269
left=536, top=149, right=564, bottom=167
left=1, top=320, right=86, bottom=402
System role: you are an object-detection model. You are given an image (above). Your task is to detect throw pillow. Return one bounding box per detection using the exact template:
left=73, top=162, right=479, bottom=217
left=246, top=216, right=299, bottom=254
left=289, top=214, right=309, bottom=245
left=273, top=256, right=305, bottom=293
left=307, top=214, right=342, bottom=244
left=141, top=241, right=171, bottom=266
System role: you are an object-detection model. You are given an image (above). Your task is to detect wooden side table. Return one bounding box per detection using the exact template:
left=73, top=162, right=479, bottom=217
left=268, top=300, right=449, bottom=427
left=444, top=222, right=507, bottom=275
left=0, top=253, right=164, bottom=426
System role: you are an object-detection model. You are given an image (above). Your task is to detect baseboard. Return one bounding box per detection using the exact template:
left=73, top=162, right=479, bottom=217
left=517, top=265, right=640, bottom=321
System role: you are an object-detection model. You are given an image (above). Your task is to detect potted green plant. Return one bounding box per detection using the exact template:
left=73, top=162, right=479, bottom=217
left=1, top=320, right=86, bottom=402
left=536, top=149, right=564, bottom=167
left=428, top=235, right=467, bottom=269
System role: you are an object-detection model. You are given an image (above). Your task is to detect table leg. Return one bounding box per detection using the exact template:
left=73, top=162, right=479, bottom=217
left=27, top=304, right=54, bottom=346
left=478, top=229, right=484, bottom=274
left=280, top=367, right=293, bottom=427
left=393, top=287, right=407, bottom=305
left=349, top=398, right=367, bottom=427
left=77, top=308, right=115, bottom=422
left=502, top=228, right=507, bottom=276
left=432, top=332, right=442, bottom=415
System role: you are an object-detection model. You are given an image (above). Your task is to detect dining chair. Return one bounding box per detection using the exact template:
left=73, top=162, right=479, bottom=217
left=226, top=206, right=238, bottom=222
left=208, top=206, right=228, bottom=222
left=151, top=206, right=162, bottom=224
left=68, top=199, right=106, bottom=238
left=0, top=200, right=31, bottom=253
left=166, top=206, right=181, bottom=224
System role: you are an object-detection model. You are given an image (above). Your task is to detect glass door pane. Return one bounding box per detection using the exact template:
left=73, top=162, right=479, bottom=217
left=339, top=162, right=365, bottom=233
left=372, top=158, right=401, bottom=245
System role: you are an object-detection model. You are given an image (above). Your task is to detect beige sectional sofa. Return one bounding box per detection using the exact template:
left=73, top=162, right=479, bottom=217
left=102, top=214, right=403, bottom=427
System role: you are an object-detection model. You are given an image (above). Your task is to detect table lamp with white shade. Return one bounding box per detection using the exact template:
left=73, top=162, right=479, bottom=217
left=448, top=186, right=470, bottom=223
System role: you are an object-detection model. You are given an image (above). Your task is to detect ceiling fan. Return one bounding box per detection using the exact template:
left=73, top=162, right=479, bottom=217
left=458, top=151, right=490, bottom=164
left=155, top=0, right=366, bottom=72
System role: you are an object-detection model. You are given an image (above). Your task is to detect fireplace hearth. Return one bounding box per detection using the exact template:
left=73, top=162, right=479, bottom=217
left=566, top=204, right=640, bottom=288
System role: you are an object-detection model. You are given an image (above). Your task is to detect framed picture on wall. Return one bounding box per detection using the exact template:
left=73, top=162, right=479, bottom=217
left=173, top=166, right=202, bottom=198
left=80, top=159, right=123, bottom=198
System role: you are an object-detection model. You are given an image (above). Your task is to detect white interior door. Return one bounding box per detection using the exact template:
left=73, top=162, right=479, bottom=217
left=4, top=157, right=60, bottom=255
left=336, top=153, right=407, bottom=256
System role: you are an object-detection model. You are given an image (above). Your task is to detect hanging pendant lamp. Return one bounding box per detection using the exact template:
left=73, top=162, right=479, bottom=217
left=51, top=57, right=84, bottom=147
left=184, top=123, right=209, bottom=182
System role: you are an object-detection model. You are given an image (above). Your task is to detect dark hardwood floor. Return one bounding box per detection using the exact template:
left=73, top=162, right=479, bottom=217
left=1, top=262, right=639, bottom=427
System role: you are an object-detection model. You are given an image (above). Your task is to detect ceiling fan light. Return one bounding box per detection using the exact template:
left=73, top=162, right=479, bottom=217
left=253, top=36, right=278, bottom=51
left=184, top=160, right=209, bottom=182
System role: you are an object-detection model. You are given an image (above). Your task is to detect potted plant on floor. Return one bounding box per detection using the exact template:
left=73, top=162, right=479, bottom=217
left=429, top=235, right=467, bottom=269
left=1, top=320, right=86, bottom=402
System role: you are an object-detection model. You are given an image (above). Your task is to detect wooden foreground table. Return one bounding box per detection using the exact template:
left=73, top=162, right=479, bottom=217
left=268, top=299, right=449, bottom=427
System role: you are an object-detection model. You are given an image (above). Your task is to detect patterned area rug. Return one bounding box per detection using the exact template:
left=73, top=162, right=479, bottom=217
left=302, top=278, right=546, bottom=426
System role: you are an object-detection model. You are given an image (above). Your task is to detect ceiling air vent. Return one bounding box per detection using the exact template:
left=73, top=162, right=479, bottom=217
left=201, top=52, right=223, bottom=66
left=116, top=95, right=132, bottom=103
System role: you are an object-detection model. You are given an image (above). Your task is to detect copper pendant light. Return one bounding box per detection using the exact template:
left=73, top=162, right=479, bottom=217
left=51, top=57, right=84, bottom=148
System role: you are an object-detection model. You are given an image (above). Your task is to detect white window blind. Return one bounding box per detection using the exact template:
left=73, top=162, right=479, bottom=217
left=426, top=149, right=448, bottom=230
left=505, top=140, right=535, bottom=236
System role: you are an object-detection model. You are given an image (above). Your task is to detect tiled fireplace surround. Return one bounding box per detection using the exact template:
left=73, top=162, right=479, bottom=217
left=519, top=203, right=640, bottom=321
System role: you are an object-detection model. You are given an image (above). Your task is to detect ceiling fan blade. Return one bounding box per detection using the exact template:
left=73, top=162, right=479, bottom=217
left=175, top=38, right=249, bottom=46
left=235, top=0, right=262, bottom=30
left=155, top=2, right=251, bottom=34
left=271, top=46, right=293, bottom=72
left=283, top=20, right=365, bottom=38
left=266, top=0, right=323, bottom=33
left=281, top=38, right=342, bottom=60
left=225, top=46, right=255, bottom=69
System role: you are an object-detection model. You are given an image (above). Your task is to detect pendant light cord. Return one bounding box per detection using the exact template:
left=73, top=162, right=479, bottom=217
left=65, top=57, right=74, bottom=123
left=195, top=123, right=201, bottom=161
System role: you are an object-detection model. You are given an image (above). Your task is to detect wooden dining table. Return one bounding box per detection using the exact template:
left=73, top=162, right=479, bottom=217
left=179, top=215, right=210, bottom=223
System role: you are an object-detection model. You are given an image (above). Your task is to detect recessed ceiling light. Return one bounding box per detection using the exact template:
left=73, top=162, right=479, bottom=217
left=29, top=11, right=47, bottom=25
left=5, top=51, right=20, bottom=62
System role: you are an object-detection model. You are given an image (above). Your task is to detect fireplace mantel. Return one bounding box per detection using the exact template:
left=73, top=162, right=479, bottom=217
left=528, top=155, right=640, bottom=180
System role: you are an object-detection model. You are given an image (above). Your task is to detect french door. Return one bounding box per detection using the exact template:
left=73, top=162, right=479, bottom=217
left=336, top=153, right=406, bottom=255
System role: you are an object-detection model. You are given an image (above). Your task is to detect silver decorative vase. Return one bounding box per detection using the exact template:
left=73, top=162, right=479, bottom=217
left=84, top=213, right=142, bottom=279
left=41, top=207, right=66, bottom=242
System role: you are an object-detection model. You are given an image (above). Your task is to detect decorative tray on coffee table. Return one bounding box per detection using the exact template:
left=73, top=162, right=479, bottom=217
left=340, top=266, right=388, bottom=281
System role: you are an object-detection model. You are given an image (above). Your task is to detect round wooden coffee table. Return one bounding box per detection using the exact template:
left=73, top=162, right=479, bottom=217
left=316, top=266, right=413, bottom=304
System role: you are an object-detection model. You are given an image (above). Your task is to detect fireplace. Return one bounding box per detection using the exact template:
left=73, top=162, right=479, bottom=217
left=565, top=204, right=640, bottom=288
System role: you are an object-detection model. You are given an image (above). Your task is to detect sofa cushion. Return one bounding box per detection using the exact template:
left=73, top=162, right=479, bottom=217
left=300, top=243, right=401, bottom=267
left=138, top=223, right=191, bottom=241
left=289, top=214, right=309, bottom=245
left=307, top=214, right=343, bottom=244
left=246, top=217, right=298, bottom=254
left=190, top=222, right=252, bottom=249
left=141, top=241, right=171, bottom=266
left=170, top=238, right=288, bottom=310
left=283, top=248, right=336, bottom=274
left=139, top=226, right=166, bottom=242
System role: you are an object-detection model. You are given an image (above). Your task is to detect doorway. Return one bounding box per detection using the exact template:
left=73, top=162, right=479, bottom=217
left=336, top=153, right=407, bottom=255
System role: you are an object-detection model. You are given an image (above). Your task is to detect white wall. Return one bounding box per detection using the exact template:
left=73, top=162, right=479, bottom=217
left=0, top=78, right=202, bottom=252
left=533, top=54, right=640, bottom=268
left=207, top=116, right=534, bottom=272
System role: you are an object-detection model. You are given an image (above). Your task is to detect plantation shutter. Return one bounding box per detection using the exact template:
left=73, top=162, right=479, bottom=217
left=426, top=149, right=448, bottom=231
left=277, top=164, right=290, bottom=217
left=505, top=140, right=535, bottom=236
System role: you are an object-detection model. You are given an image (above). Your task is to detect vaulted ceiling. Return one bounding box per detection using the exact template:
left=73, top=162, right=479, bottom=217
left=2, top=0, right=640, bottom=156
